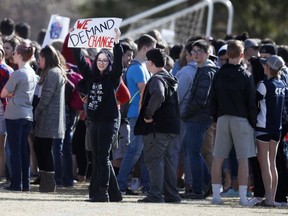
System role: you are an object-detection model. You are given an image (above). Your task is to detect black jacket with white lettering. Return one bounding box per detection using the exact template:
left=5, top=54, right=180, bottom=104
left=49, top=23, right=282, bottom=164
left=72, top=43, right=123, bottom=122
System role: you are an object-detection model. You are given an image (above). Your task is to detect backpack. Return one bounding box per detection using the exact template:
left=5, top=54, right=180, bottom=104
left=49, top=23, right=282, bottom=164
left=120, top=60, right=142, bottom=119
left=66, top=70, right=84, bottom=110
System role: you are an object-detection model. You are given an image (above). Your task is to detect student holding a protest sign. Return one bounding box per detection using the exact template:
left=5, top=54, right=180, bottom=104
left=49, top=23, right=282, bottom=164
left=72, top=28, right=123, bottom=202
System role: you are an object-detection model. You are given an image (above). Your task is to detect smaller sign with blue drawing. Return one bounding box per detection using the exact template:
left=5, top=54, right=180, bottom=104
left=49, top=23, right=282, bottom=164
left=42, top=14, right=70, bottom=47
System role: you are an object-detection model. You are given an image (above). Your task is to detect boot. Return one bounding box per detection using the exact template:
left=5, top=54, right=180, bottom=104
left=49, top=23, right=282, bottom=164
left=39, top=171, right=56, bottom=192
left=89, top=187, right=109, bottom=202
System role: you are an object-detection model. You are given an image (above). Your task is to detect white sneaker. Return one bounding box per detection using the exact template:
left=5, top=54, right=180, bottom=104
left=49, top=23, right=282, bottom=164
left=211, top=197, right=224, bottom=205
left=239, top=199, right=254, bottom=207
left=130, top=178, right=140, bottom=191
left=274, top=201, right=288, bottom=206
left=248, top=197, right=263, bottom=205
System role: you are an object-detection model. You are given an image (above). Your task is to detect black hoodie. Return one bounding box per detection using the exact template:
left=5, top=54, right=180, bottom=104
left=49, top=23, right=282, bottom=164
left=134, top=70, right=180, bottom=135
left=72, top=43, right=123, bottom=122
left=210, top=63, right=257, bottom=128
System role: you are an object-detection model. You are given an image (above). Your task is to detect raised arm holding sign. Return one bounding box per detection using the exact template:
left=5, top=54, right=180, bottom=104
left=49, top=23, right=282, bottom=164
left=70, top=27, right=124, bottom=202
left=68, top=17, right=122, bottom=49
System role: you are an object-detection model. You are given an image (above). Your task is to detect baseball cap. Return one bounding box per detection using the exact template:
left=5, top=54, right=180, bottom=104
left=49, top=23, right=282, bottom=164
left=259, top=44, right=277, bottom=55
left=260, top=55, right=284, bottom=70
left=244, top=39, right=259, bottom=49
left=217, top=44, right=228, bottom=56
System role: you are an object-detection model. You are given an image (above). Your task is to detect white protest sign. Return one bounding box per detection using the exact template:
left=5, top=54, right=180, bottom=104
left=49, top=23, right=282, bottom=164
left=68, top=17, right=122, bottom=49
left=42, top=14, right=70, bottom=47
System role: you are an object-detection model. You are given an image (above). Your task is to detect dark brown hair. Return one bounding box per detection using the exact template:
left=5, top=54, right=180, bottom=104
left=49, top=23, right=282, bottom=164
left=38, top=45, right=66, bottom=85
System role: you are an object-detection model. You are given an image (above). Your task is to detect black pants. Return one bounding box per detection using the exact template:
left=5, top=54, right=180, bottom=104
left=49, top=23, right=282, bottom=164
left=249, top=156, right=265, bottom=197
left=275, top=124, right=288, bottom=202
left=33, top=137, right=54, bottom=172
left=87, top=119, right=121, bottom=199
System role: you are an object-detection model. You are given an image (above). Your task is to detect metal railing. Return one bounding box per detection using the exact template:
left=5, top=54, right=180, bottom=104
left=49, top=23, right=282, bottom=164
left=120, top=0, right=234, bottom=40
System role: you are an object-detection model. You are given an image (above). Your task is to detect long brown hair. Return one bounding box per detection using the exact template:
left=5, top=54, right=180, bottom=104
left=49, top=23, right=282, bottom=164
left=38, top=45, right=67, bottom=85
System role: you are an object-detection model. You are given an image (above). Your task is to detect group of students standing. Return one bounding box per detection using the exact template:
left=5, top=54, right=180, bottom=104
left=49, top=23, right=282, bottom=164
left=0, top=16, right=287, bottom=207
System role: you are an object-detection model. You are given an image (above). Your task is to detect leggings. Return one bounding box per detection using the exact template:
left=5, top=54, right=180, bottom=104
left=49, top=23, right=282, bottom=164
left=33, top=136, right=54, bottom=172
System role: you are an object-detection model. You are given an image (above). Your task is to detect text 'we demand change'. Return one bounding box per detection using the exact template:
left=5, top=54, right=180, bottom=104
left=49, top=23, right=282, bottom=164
left=68, top=17, right=122, bottom=49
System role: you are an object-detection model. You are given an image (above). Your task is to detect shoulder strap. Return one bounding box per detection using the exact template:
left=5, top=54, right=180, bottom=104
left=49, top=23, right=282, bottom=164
left=123, top=59, right=142, bottom=85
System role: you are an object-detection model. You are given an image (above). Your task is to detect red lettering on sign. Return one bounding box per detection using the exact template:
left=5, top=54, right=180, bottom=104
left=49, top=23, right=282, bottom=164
left=88, top=36, right=115, bottom=48
left=76, top=19, right=92, bottom=30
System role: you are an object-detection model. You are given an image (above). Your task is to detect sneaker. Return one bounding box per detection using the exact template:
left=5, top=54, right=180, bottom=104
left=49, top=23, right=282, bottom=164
left=184, top=191, right=205, bottom=199
left=138, top=196, right=164, bottom=203
left=120, top=188, right=138, bottom=195
left=274, top=202, right=282, bottom=207
left=177, top=178, right=185, bottom=189
left=141, top=188, right=149, bottom=195
left=130, top=178, right=140, bottom=191
left=211, top=197, right=224, bottom=205
left=2, top=186, right=22, bottom=192
left=31, top=176, right=40, bottom=185
left=248, top=197, right=263, bottom=205
left=274, top=200, right=288, bottom=206
left=254, top=199, right=275, bottom=207
left=164, top=195, right=182, bottom=203
left=221, top=188, right=239, bottom=197
left=239, top=199, right=254, bottom=207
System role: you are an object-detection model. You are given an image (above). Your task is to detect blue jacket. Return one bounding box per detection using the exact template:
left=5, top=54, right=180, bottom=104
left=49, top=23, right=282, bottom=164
left=181, top=60, right=218, bottom=123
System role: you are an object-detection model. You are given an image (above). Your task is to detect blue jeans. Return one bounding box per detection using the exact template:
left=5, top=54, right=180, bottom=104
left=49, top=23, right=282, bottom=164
left=6, top=119, right=32, bottom=191
left=184, top=121, right=211, bottom=194
left=171, top=120, right=192, bottom=186
left=5, top=140, right=11, bottom=180
left=53, top=138, right=63, bottom=185
left=53, top=108, right=75, bottom=186
left=117, top=117, right=149, bottom=190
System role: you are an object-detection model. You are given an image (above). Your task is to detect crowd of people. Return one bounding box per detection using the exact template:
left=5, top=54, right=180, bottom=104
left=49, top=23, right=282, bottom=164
left=0, top=17, right=287, bottom=207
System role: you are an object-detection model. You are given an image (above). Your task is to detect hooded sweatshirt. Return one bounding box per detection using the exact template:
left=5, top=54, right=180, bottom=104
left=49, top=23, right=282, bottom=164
left=210, top=63, right=257, bottom=128
left=134, top=70, right=180, bottom=135
left=72, top=43, right=123, bottom=122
